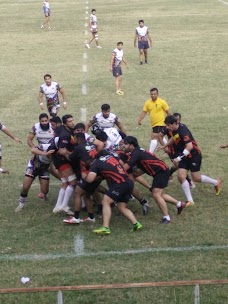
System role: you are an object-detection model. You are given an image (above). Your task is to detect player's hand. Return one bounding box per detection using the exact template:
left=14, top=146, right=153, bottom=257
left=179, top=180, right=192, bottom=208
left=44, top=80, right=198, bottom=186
left=156, top=146, right=164, bottom=152
left=58, top=148, right=67, bottom=155
left=14, top=138, right=22, bottom=144
left=40, top=104, right=45, bottom=110
left=138, top=121, right=142, bottom=125
left=46, top=150, right=55, bottom=155
left=63, top=102, right=67, bottom=110
left=0, top=167, right=9, bottom=174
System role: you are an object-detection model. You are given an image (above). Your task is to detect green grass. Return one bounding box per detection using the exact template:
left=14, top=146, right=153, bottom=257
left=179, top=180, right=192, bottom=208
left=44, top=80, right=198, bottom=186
left=0, top=0, right=228, bottom=303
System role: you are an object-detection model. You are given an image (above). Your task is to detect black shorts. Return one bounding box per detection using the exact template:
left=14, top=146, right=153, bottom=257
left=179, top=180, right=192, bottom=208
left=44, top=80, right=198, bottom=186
left=178, top=154, right=202, bottom=172
left=151, top=168, right=169, bottom=189
left=77, top=179, right=102, bottom=195
left=113, top=66, right=122, bottom=77
left=25, top=166, right=50, bottom=180
left=138, top=41, right=149, bottom=49
left=152, top=126, right=165, bottom=134
left=106, top=180, right=134, bottom=203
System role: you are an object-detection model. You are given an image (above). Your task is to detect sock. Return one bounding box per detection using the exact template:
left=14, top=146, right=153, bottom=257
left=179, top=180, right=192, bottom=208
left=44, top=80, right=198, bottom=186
left=43, top=192, right=48, bottom=201
left=163, top=215, right=170, bottom=221
left=74, top=211, right=80, bottom=219
left=201, top=175, right=217, bottom=186
left=88, top=213, right=94, bottom=219
left=55, top=188, right=66, bottom=209
left=61, top=185, right=75, bottom=208
left=139, top=198, right=147, bottom=205
left=181, top=180, right=193, bottom=202
left=149, top=140, right=157, bottom=153
left=186, top=175, right=191, bottom=183
left=176, top=201, right=182, bottom=208
left=19, top=193, right=27, bottom=208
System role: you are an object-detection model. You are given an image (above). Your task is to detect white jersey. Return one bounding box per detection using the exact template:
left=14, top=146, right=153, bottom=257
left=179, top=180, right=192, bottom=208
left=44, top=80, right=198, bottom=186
left=92, top=112, right=119, bottom=129
left=40, top=82, right=61, bottom=100
left=136, top=26, right=148, bottom=41
left=103, top=127, right=122, bottom=149
left=90, top=14, right=97, bottom=25
left=30, top=122, right=54, bottom=144
left=112, top=48, right=123, bottom=67
left=27, top=144, right=52, bottom=169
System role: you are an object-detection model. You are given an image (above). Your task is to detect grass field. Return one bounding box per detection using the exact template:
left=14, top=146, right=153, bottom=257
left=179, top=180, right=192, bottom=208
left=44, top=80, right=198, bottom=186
left=0, top=0, right=228, bottom=303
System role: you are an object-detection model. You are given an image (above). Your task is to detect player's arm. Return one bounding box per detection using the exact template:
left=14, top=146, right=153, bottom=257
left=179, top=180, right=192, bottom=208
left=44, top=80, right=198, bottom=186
left=138, top=111, right=147, bottom=125
left=59, top=87, right=67, bottom=109
left=123, top=163, right=131, bottom=172
left=157, top=136, right=174, bottom=151
left=85, top=171, right=97, bottom=183
left=27, top=132, right=36, bottom=148
left=38, top=91, right=45, bottom=110
left=2, top=127, right=22, bottom=143
left=134, top=30, right=138, bottom=47
left=116, top=121, right=126, bottom=134
left=147, top=29, right=152, bottom=47
left=92, top=139, right=105, bottom=151
left=173, top=142, right=193, bottom=164
left=122, top=56, right=129, bottom=69
left=31, top=147, right=55, bottom=156
left=110, top=53, right=115, bottom=72
left=85, top=119, right=95, bottom=133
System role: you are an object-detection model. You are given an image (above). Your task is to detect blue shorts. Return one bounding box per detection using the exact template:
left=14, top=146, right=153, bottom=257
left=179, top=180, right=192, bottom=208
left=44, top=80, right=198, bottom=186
left=43, top=8, right=50, bottom=16
left=112, top=66, right=122, bottom=77
left=138, top=41, right=149, bottom=50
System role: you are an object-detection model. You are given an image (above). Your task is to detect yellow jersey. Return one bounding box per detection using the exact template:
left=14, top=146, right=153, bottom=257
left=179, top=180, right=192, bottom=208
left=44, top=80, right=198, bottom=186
left=143, top=97, right=169, bottom=127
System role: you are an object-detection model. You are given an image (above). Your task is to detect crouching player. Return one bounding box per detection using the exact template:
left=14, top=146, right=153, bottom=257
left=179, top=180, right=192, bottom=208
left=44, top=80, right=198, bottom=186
left=85, top=150, right=142, bottom=235
left=15, top=144, right=55, bottom=212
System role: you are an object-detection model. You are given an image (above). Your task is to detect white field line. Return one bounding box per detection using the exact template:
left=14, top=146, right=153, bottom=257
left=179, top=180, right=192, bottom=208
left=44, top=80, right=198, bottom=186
left=80, top=108, right=87, bottom=121
left=84, top=23, right=88, bottom=27
left=83, top=52, right=87, bottom=59
left=1, top=245, right=227, bottom=261
left=74, top=235, right=84, bottom=254
left=82, top=64, right=87, bottom=72
left=85, top=29, right=88, bottom=35
left=218, top=0, right=228, bottom=5
left=86, top=11, right=88, bottom=14
left=86, top=6, right=88, bottom=9
left=82, top=84, right=87, bottom=95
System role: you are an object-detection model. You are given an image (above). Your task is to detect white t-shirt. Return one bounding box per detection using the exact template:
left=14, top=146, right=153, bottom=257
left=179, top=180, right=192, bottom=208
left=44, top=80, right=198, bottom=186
left=92, top=112, right=119, bottom=128
left=30, top=122, right=54, bottom=144
left=112, top=48, right=123, bottom=67
left=136, top=26, right=148, bottom=41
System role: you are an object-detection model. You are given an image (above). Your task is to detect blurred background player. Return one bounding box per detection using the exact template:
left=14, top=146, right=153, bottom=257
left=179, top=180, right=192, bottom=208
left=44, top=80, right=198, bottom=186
left=85, top=9, right=102, bottom=49
left=41, top=0, right=51, bottom=30
left=0, top=122, right=22, bottom=173
left=110, top=42, right=129, bottom=95
left=134, top=20, right=152, bottom=65
left=38, top=74, right=67, bottom=117
left=138, top=87, right=170, bottom=153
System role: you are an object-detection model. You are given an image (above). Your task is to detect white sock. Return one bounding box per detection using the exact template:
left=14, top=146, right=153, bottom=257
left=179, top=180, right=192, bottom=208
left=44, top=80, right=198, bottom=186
left=163, top=137, right=167, bottom=145
left=149, top=140, right=157, bottom=153
left=61, top=185, right=75, bottom=208
left=201, top=175, right=217, bottom=186
left=181, top=180, right=193, bottom=202
left=163, top=215, right=170, bottom=221
left=176, top=201, right=182, bottom=208
left=54, top=188, right=66, bottom=209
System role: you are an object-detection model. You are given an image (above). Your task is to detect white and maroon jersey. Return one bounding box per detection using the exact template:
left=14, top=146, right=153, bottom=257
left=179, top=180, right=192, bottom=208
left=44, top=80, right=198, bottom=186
left=90, top=14, right=97, bottom=26
left=103, top=127, right=122, bottom=149
left=136, top=26, right=148, bottom=41
left=92, top=112, right=119, bottom=129
left=40, top=81, right=61, bottom=102
left=0, top=122, right=6, bottom=131
left=43, top=1, right=50, bottom=13
left=27, top=144, right=52, bottom=170
left=112, top=48, right=123, bottom=67
left=30, top=122, right=54, bottom=144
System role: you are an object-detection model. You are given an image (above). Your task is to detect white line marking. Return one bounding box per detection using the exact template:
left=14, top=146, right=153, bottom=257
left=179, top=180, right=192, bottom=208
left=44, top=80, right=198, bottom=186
left=86, top=6, right=88, bottom=9
left=1, top=245, right=227, bottom=261
left=84, top=23, right=88, bottom=27
left=218, top=0, right=228, bottom=5
left=85, top=16, right=88, bottom=20
left=85, top=29, right=88, bottom=35
left=74, top=235, right=84, bottom=255
left=83, top=52, right=87, bottom=59
left=82, top=84, right=87, bottom=95
left=86, top=11, right=88, bottom=14
left=82, top=64, right=87, bottom=72
left=80, top=108, right=87, bottom=121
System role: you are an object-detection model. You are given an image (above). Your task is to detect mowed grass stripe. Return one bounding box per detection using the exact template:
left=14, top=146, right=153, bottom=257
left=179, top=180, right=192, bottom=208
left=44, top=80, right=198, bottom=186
left=1, top=245, right=228, bottom=261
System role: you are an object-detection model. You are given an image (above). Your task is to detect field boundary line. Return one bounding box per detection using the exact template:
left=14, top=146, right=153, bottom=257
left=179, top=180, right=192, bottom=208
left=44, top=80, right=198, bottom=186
left=1, top=245, right=227, bottom=261
left=218, top=0, right=228, bottom=5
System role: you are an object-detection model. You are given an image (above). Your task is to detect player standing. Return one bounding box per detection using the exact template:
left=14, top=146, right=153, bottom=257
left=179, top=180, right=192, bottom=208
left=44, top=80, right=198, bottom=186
left=134, top=20, right=152, bottom=65
left=41, top=0, right=51, bottom=30
left=38, top=74, right=67, bottom=117
left=85, top=9, right=102, bottom=49
left=110, top=42, right=129, bottom=95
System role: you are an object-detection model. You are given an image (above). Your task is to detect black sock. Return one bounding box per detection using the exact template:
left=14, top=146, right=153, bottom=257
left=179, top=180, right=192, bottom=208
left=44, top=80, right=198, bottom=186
left=88, top=213, right=94, bottom=219
left=74, top=211, right=80, bottom=219
left=139, top=198, right=147, bottom=205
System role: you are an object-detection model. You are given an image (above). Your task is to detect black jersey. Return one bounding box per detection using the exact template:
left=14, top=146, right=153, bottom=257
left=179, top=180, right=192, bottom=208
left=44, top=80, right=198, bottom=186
left=127, top=147, right=168, bottom=176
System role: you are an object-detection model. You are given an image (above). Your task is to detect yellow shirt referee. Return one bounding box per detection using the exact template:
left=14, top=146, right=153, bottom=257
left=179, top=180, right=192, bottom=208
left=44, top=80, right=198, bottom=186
left=138, top=88, right=170, bottom=152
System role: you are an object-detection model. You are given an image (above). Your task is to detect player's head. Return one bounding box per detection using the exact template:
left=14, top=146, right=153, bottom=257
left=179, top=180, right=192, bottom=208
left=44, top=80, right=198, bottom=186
left=123, top=136, right=139, bottom=152
left=91, top=9, right=96, bottom=14
left=75, top=132, right=86, bottom=144
left=96, top=131, right=108, bottom=142
left=91, top=124, right=103, bottom=136
left=164, top=115, right=178, bottom=131
left=101, top=104, right=111, bottom=118
left=44, top=74, right=52, bottom=85
left=50, top=116, right=62, bottom=130
left=117, top=42, right=123, bottom=50
left=62, top=114, right=75, bottom=130
left=150, top=87, right=158, bottom=101
left=39, top=113, right=50, bottom=131
left=138, top=20, right=144, bottom=27
left=173, top=112, right=181, bottom=123
left=74, top=123, right=86, bottom=134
